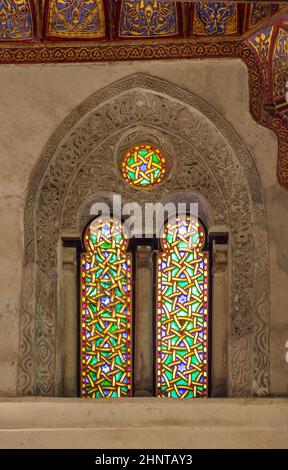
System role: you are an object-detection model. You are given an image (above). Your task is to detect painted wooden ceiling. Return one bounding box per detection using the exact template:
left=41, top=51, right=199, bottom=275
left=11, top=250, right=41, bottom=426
left=0, top=1, right=286, bottom=42
left=2, top=2, right=287, bottom=108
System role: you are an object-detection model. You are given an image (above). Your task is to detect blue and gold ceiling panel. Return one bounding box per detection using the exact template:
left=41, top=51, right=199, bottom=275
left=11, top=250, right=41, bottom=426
left=187, top=2, right=284, bottom=38
left=191, top=2, right=239, bottom=36
left=0, top=1, right=285, bottom=43
left=245, top=15, right=288, bottom=120
left=46, top=0, right=106, bottom=40
left=272, top=26, right=288, bottom=100
left=247, top=3, right=278, bottom=30
left=0, top=0, right=34, bottom=41
left=117, top=0, right=181, bottom=39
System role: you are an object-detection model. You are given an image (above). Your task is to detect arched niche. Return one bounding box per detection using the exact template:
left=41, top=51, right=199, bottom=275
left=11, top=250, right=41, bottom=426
left=18, top=74, right=270, bottom=398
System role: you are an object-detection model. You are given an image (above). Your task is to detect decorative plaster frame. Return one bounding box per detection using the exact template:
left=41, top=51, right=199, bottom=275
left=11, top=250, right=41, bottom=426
left=18, top=74, right=270, bottom=398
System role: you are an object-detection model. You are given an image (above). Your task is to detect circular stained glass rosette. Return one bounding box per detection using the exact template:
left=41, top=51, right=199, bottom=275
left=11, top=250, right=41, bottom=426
left=121, top=144, right=166, bottom=189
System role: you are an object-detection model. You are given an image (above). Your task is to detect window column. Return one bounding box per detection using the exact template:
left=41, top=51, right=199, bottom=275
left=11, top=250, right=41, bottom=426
left=211, top=241, right=228, bottom=397
left=134, top=245, right=154, bottom=397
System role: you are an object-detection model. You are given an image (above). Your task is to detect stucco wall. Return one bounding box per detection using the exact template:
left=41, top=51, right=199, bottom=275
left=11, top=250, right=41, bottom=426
left=0, top=397, right=288, bottom=449
left=0, top=59, right=286, bottom=396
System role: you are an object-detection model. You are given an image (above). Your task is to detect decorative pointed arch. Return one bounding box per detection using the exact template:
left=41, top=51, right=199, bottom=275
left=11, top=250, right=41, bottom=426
left=18, top=73, right=270, bottom=399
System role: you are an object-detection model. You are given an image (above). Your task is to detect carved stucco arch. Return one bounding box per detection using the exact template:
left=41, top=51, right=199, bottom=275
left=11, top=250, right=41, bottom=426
left=18, top=73, right=270, bottom=397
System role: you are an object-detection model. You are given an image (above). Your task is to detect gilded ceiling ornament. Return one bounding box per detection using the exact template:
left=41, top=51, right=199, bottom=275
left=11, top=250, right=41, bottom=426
left=0, top=0, right=33, bottom=40
left=194, top=2, right=237, bottom=36
left=246, top=27, right=273, bottom=65
left=119, top=0, right=178, bottom=37
left=249, top=3, right=277, bottom=29
left=273, top=28, right=288, bottom=100
left=47, top=0, right=105, bottom=39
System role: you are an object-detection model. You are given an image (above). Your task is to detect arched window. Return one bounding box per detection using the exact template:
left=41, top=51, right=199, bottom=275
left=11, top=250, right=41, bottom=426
left=80, top=214, right=209, bottom=399
left=156, top=216, right=208, bottom=398
left=79, top=146, right=210, bottom=399
left=81, top=216, right=132, bottom=398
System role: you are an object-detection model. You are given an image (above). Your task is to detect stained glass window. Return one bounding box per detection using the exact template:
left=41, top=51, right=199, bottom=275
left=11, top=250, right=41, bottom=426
left=121, top=144, right=166, bottom=189
left=156, top=216, right=208, bottom=398
left=81, top=216, right=132, bottom=398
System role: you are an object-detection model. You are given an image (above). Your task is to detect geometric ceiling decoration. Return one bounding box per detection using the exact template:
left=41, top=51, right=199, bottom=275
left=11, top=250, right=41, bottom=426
left=0, top=2, right=285, bottom=42
left=0, top=1, right=288, bottom=187
left=46, top=0, right=106, bottom=40
left=245, top=15, right=288, bottom=120
left=273, top=28, right=288, bottom=100
left=0, top=0, right=34, bottom=41
left=40, top=2, right=285, bottom=41
left=247, top=2, right=278, bottom=30
left=191, top=2, right=238, bottom=36
left=188, top=2, right=284, bottom=37
left=117, top=0, right=181, bottom=38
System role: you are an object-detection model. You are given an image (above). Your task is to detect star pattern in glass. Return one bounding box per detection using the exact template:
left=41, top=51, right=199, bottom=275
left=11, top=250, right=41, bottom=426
left=81, top=216, right=132, bottom=398
left=157, top=215, right=208, bottom=398
left=121, top=144, right=166, bottom=189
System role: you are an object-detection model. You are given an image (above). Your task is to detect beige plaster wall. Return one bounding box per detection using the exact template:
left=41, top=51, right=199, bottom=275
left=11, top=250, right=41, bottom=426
left=0, top=59, right=285, bottom=396
left=0, top=397, right=288, bottom=449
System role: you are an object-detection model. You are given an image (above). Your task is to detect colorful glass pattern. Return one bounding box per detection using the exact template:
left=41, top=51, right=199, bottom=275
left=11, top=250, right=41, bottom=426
left=81, top=216, right=132, bottom=398
left=194, top=2, right=237, bottom=36
left=47, top=0, right=105, bottom=39
left=0, top=0, right=33, bottom=41
left=121, top=144, right=166, bottom=189
left=157, top=216, right=208, bottom=398
left=119, top=0, right=178, bottom=38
